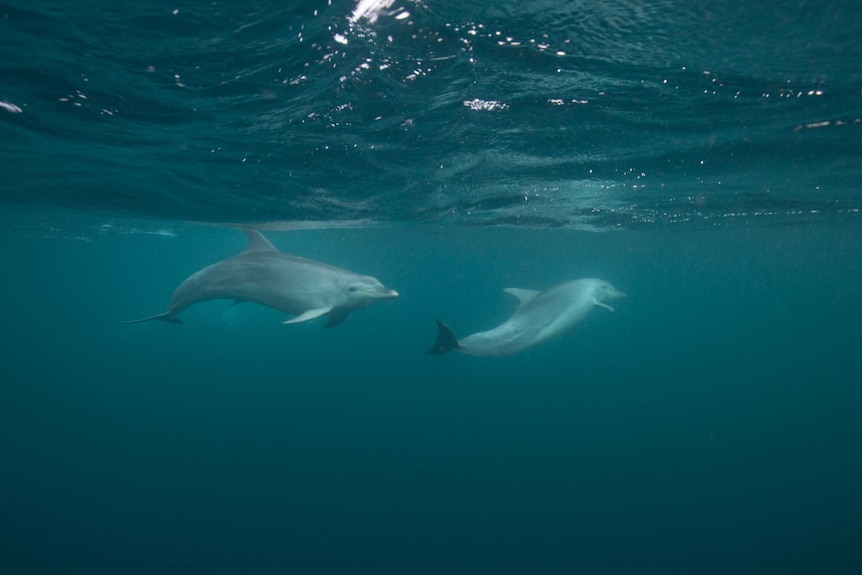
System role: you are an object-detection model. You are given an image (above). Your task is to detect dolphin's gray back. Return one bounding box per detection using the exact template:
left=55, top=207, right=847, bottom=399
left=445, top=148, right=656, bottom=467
left=457, top=279, right=601, bottom=356
left=167, top=250, right=359, bottom=316
left=520, top=280, right=597, bottom=327
left=125, top=229, right=397, bottom=326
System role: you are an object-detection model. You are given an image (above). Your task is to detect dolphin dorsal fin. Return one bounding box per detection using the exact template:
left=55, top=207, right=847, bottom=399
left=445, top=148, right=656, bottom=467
left=503, top=287, right=540, bottom=307
left=244, top=229, right=278, bottom=252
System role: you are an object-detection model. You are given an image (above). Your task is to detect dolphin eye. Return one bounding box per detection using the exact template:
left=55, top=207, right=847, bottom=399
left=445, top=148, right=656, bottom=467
left=348, top=286, right=358, bottom=292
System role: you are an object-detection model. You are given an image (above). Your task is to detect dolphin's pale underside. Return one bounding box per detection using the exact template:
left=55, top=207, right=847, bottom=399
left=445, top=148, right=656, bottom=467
left=427, top=278, right=626, bottom=356
left=125, top=230, right=398, bottom=327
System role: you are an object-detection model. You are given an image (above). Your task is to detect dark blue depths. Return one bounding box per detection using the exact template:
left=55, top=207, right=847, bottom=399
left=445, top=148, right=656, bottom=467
left=1, top=224, right=861, bottom=574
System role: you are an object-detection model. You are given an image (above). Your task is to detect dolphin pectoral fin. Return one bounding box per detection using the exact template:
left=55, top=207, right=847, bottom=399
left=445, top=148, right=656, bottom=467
left=282, top=307, right=333, bottom=325
left=594, top=300, right=615, bottom=312
left=324, top=311, right=349, bottom=328
left=123, top=312, right=182, bottom=325
left=221, top=300, right=247, bottom=323
left=503, top=288, right=540, bottom=307
left=426, top=320, right=461, bottom=355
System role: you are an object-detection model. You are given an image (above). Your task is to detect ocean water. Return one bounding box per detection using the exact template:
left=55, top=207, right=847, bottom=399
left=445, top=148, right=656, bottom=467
left=1, top=1, right=861, bottom=573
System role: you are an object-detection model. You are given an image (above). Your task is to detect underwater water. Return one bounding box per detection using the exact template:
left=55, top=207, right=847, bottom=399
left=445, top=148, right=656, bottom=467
left=2, top=1, right=862, bottom=573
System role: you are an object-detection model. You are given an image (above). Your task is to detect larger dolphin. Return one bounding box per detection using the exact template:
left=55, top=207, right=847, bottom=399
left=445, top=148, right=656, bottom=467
left=125, top=230, right=398, bottom=327
left=427, top=278, right=625, bottom=356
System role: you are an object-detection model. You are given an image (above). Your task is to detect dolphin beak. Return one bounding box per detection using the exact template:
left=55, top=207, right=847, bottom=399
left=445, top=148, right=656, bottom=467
left=382, top=288, right=399, bottom=299
left=607, top=287, right=626, bottom=300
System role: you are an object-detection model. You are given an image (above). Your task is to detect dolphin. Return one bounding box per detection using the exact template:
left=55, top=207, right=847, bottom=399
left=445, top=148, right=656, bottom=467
left=125, top=230, right=398, bottom=327
left=427, top=278, right=626, bottom=356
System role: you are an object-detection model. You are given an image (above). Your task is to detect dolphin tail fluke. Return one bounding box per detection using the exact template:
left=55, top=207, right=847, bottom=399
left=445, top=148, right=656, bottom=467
left=426, top=320, right=460, bottom=355
left=123, top=312, right=183, bottom=325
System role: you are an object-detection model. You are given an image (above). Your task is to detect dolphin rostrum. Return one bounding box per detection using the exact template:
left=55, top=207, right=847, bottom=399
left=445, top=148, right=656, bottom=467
left=427, top=278, right=625, bottom=356
left=125, top=230, right=398, bottom=327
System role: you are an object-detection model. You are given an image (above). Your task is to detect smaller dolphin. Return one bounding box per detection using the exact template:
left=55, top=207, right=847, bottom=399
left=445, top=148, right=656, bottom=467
left=427, top=278, right=626, bottom=357
left=125, top=230, right=398, bottom=327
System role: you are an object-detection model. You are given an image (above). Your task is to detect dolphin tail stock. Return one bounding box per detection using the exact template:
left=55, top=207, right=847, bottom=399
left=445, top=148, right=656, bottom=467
left=426, top=320, right=461, bottom=355
left=123, top=311, right=183, bottom=325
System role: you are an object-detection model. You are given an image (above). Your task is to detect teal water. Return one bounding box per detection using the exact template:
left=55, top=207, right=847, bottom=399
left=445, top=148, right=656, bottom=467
left=2, top=1, right=862, bottom=573
left=2, top=222, right=861, bottom=573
